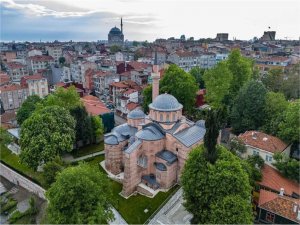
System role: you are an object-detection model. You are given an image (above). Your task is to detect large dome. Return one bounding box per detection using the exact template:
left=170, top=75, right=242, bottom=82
left=127, top=109, right=145, bottom=119
left=149, top=93, right=183, bottom=112
left=109, top=26, right=122, bottom=35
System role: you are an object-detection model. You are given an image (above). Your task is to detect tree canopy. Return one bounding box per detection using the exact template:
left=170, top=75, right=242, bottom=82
left=16, top=95, right=42, bottom=125
left=0, top=127, right=12, bottom=145
left=263, top=92, right=288, bottom=135
left=20, top=106, right=75, bottom=170
left=142, top=65, right=198, bottom=113
left=189, top=66, right=205, bottom=89
left=46, top=163, right=114, bottom=224
left=181, top=145, right=252, bottom=224
left=42, top=158, right=64, bottom=188
left=277, top=100, right=300, bottom=143
left=159, top=64, right=198, bottom=112
left=230, top=81, right=267, bottom=133
left=203, top=62, right=233, bottom=108
left=273, top=153, right=300, bottom=183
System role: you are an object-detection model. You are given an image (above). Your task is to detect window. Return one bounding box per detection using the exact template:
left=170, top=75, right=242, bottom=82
left=266, top=155, right=273, bottom=162
left=166, top=113, right=170, bottom=122
left=160, top=114, right=163, bottom=122
left=253, top=150, right=259, bottom=156
left=265, top=212, right=275, bottom=222
left=172, top=113, right=176, bottom=121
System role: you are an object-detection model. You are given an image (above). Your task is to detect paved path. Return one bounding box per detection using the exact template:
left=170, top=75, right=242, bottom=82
left=109, top=207, right=128, bottom=225
left=63, top=151, right=104, bottom=162
left=17, top=198, right=30, bottom=213
left=114, top=114, right=126, bottom=126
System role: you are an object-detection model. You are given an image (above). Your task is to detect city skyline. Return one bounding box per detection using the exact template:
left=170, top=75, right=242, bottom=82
left=1, top=0, right=300, bottom=42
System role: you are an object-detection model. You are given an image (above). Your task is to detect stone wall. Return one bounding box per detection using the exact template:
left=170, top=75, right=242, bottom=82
left=0, top=163, right=46, bottom=199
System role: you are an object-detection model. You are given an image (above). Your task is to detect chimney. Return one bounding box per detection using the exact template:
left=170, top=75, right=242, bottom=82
left=293, top=204, right=298, bottom=213
left=151, top=51, right=160, bottom=101
left=252, top=132, right=257, bottom=140
left=279, top=188, right=284, bottom=196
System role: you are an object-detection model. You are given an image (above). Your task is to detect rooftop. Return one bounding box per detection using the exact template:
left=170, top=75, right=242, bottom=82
left=149, top=93, right=183, bottom=112
left=239, top=131, right=289, bottom=154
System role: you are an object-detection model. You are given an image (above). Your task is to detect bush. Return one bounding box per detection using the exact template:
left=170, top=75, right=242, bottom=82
left=8, top=211, right=23, bottom=223
left=0, top=198, right=17, bottom=213
left=8, top=197, right=39, bottom=223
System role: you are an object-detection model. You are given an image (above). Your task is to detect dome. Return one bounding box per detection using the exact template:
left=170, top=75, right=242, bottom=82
left=109, top=26, right=122, bottom=35
left=127, top=109, right=145, bottom=119
left=149, top=93, right=183, bottom=112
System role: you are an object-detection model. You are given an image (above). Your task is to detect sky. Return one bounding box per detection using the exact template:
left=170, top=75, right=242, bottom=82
left=1, top=0, right=300, bottom=42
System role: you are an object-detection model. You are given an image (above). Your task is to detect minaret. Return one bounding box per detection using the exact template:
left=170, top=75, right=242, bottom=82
left=151, top=51, right=160, bottom=101
left=121, top=17, right=123, bottom=34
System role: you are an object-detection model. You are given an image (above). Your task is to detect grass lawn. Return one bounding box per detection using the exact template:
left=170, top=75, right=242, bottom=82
left=71, top=142, right=104, bottom=158
left=0, top=145, right=45, bottom=187
left=85, top=155, right=180, bottom=224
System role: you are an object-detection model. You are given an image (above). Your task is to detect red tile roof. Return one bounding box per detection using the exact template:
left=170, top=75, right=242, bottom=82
left=94, top=71, right=110, bottom=77
left=259, top=189, right=300, bottom=223
left=81, top=95, right=111, bottom=116
left=0, top=84, right=27, bottom=92
left=259, top=164, right=300, bottom=196
left=123, top=89, right=137, bottom=95
left=6, top=62, right=26, bottom=69
left=110, top=82, right=128, bottom=88
left=0, top=73, right=10, bottom=85
left=126, top=102, right=139, bottom=111
left=28, top=55, right=54, bottom=62
left=127, top=61, right=149, bottom=71
left=174, top=50, right=195, bottom=57
left=22, top=74, right=44, bottom=81
left=239, top=131, right=289, bottom=153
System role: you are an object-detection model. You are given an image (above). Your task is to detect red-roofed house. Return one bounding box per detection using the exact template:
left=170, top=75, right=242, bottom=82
left=258, top=164, right=299, bottom=198
left=119, top=89, right=139, bottom=115
left=239, top=131, right=291, bottom=166
left=0, top=84, right=29, bottom=111
left=6, top=62, right=28, bottom=82
left=257, top=189, right=300, bottom=224
left=81, top=95, right=111, bottom=116
left=93, top=70, right=119, bottom=97
left=27, top=55, right=54, bottom=73
left=0, top=73, right=10, bottom=86
left=21, top=74, right=49, bottom=98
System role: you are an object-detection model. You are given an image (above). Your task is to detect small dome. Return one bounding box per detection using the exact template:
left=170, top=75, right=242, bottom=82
left=149, top=93, right=183, bottom=112
left=109, top=27, right=122, bottom=35
left=128, top=109, right=145, bottom=119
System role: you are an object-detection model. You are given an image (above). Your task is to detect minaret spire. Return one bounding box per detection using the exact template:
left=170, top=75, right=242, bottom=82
left=121, top=17, right=123, bottom=34
left=151, top=50, right=160, bottom=101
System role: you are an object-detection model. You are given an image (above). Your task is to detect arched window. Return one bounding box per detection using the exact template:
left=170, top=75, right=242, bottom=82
left=154, top=111, right=157, bottom=120
left=160, top=113, right=163, bottom=122
left=172, top=113, right=176, bottom=121
left=166, top=113, right=170, bottom=122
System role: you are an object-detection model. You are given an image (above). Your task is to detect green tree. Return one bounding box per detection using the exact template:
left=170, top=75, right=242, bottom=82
left=273, top=153, right=300, bottom=183
left=282, top=63, right=300, bottom=99
left=0, top=127, right=12, bottom=145
left=20, top=106, right=75, bottom=170
left=230, top=81, right=267, bottom=133
left=209, top=195, right=253, bottom=224
left=46, top=163, right=114, bottom=224
left=277, top=100, right=300, bottom=143
left=226, top=49, right=253, bottom=98
left=142, top=85, right=152, bottom=112
left=181, top=145, right=252, bottom=224
left=16, top=95, right=42, bottom=125
left=59, top=57, right=66, bottom=65
left=204, top=109, right=222, bottom=164
left=109, top=45, right=121, bottom=54
left=91, top=116, right=104, bottom=143
left=263, top=92, right=288, bottom=135
left=203, top=62, right=233, bottom=108
left=229, top=137, right=247, bottom=155
left=189, top=66, right=205, bottom=89
left=160, top=64, right=198, bottom=112
left=245, top=155, right=265, bottom=184
left=262, top=68, right=284, bottom=92
left=44, top=86, right=82, bottom=110
left=70, top=106, right=92, bottom=145
left=43, top=159, right=64, bottom=188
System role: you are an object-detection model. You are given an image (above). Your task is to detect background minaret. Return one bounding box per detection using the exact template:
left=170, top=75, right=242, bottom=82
left=151, top=51, right=160, bottom=101
left=121, top=17, right=123, bottom=34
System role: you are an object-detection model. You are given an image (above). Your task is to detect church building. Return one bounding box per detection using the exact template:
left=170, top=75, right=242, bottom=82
left=104, top=55, right=206, bottom=198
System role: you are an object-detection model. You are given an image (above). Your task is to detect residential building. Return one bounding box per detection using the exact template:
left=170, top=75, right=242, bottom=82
left=104, top=64, right=206, bottom=198
left=93, top=70, right=119, bottom=97
left=118, top=89, right=139, bottom=115
left=257, top=189, right=300, bottom=224
left=0, top=84, right=29, bottom=111
left=216, top=33, right=229, bottom=41
left=70, top=61, right=97, bottom=86
left=45, top=46, right=63, bottom=63
left=197, top=52, right=216, bottom=69
left=6, top=62, right=28, bottom=82
left=21, top=74, right=49, bottom=98
left=239, top=131, right=290, bottom=166
left=27, top=49, right=43, bottom=57
left=168, top=50, right=196, bottom=71
left=261, top=31, right=276, bottom=41
left=0, top=72, right=10, bottom=86
left=27, top=55, right=54, bottom=74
